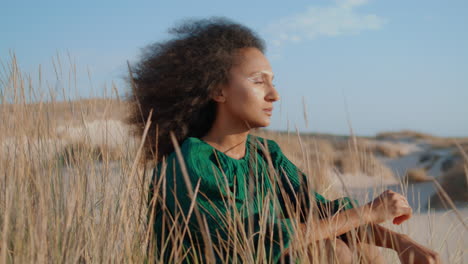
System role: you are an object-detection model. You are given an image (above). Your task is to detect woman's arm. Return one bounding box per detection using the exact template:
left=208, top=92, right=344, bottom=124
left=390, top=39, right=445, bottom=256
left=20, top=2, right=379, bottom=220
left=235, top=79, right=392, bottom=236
left=358, top=224, right=441, bottom=264
left=296, top=190, right=412, bottom=245
left=297, top=202, right=371, bottom=241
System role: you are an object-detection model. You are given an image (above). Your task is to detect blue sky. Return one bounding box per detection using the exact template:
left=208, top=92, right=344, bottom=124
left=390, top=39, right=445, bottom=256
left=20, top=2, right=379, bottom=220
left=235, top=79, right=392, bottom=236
left=1, top=0, right=467, bottom=137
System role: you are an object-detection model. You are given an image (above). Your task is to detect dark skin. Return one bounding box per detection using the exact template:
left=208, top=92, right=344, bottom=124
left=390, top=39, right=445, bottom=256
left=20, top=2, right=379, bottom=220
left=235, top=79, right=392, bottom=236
left=203, top=47, right=441, bottom=264
left=202, top=47, right=279, bottom=158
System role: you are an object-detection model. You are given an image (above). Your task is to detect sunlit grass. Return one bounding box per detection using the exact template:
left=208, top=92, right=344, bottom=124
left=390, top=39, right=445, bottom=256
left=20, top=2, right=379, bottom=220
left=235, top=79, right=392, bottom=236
left=0, top=55, right=466, bottom=263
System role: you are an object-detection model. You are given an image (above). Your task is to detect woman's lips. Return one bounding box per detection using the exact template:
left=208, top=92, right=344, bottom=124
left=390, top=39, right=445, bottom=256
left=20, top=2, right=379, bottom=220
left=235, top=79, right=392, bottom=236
left=263, top=108, right=273, bottom=116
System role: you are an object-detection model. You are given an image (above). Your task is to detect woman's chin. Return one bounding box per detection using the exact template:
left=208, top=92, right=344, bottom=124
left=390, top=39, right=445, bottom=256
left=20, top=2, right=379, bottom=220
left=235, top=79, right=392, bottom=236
left=244, top=118, right=271, bottom=129
left=257, top=120, right=271, bottom=128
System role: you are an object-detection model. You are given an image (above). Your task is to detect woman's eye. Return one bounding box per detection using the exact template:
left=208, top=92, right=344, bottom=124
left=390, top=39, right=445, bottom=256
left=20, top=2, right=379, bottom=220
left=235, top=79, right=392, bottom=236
left=255, top=81, right=264, bottom=84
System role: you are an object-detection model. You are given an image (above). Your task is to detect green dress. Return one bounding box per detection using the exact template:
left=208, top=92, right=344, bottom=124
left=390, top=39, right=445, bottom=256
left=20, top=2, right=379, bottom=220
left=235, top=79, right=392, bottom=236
left=148, top=134, right=356, bottom=263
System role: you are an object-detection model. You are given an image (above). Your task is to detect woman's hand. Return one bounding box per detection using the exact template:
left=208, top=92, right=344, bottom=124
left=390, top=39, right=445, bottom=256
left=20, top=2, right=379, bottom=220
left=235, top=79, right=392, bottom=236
left=366, top=190, right=413, bottom=225
left=397, top=237, right=441, bottom=264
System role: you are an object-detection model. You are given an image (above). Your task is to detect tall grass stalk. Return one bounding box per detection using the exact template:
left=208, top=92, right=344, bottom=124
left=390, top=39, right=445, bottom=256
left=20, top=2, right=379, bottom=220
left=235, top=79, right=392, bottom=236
left=0, top=55, right=466, bottom=263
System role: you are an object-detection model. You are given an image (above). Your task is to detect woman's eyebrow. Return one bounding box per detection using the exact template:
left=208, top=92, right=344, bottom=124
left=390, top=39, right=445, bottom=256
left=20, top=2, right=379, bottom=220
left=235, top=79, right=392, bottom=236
left=248, top=70, right=274, bottom=79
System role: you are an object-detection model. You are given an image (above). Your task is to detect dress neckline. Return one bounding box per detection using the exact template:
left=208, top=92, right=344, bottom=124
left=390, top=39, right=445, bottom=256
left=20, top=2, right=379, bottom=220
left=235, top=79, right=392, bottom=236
left=193, top=134, right=251, bottom=162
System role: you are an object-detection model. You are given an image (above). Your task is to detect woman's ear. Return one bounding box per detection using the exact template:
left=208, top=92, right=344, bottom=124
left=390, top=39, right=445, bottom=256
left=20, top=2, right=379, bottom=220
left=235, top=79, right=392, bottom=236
left=211, top=88, right=226, bottom=103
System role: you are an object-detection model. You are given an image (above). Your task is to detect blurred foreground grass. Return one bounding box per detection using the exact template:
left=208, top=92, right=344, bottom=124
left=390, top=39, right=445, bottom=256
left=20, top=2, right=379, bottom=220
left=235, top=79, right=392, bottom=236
left=0, top=55, right=466, bottom=263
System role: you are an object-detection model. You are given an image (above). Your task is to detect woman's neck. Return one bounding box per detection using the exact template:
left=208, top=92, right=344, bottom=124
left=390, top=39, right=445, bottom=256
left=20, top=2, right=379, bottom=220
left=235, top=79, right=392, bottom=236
left=201, top=124, right=250, bottom=160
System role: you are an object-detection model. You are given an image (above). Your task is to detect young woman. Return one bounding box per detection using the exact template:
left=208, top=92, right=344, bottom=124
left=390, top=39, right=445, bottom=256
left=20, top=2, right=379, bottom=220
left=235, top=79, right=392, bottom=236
left=129, top=17, right=441, bottom=263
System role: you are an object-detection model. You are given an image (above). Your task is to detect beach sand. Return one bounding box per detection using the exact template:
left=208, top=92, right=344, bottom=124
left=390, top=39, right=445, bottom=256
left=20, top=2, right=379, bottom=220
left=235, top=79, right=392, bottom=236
left=379, top=208, right=468, bottom=263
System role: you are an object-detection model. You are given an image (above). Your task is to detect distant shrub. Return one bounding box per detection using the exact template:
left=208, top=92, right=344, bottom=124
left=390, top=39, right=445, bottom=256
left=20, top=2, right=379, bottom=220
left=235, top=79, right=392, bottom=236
left=373, top=144, right=403, bottom=158
left=334, top=138, right=404, bottom=158
left=404, top=168, right=433, bottom=183
left=430, top=161, right=468, bottom=208
left=333, top=150, right=395, bottom=180
left=57, top=142, right=122, bottom=166
left=376, top=130, right=435, bottom=140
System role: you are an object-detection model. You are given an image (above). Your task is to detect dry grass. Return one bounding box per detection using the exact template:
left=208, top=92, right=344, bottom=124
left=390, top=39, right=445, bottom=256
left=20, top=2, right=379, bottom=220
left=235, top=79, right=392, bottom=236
left=1, top=55, right=466, bottom=263
left=253, top=129, right=337, bottom=196
left=336, top=138, right=405, bottom=158
left=373, top=143, right=403, bottom=158
left=56, top=141, right=125, bottom=165
left=333, top=149, right=395, bottom=180
left=1, top=57, right=146, bottom=263
left=330, top=138, right=396, bottom=180
left=431, top=160, right=468, bottom=208
left=376, top=130, right=437, bottom=140
left=254, top=130, right=397, bottom=188
left=404, top=168, right=433, bottom=183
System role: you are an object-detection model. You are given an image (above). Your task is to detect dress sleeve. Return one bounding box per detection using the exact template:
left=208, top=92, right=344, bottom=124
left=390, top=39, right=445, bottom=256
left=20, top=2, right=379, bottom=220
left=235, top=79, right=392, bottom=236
left=154, top=153, right=294, bottom=263
left=266, top=140, right=358, bottom=221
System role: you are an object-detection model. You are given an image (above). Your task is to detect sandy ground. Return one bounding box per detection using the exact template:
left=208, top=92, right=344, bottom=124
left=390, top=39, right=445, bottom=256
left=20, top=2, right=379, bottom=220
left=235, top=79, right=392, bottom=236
left=326, top=139, right=467, bottom=263
left=379, top=208, right=468, bottom=263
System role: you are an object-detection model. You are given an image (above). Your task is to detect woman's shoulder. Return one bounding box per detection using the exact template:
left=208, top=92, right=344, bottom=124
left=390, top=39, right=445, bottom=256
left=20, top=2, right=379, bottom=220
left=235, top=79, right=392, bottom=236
left=163, top=136, right=216, bottom=165
left=250, top=135, right=281, bottom=151
left=250, top=135, right=283, bottom=155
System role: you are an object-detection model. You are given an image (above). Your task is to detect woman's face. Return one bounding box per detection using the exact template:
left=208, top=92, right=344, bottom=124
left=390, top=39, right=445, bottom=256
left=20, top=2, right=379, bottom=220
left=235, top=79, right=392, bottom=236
left=215, top=47, right=280, bottom=129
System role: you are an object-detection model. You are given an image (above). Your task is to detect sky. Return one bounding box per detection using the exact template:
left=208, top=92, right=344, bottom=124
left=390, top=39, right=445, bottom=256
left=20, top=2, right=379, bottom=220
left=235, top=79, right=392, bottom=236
left=1, top=0, right=467, bottom=137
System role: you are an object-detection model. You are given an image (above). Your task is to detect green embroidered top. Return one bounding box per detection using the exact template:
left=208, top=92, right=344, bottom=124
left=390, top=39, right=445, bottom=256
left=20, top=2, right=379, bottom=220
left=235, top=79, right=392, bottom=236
left=149, top=134, right=356, bottom=263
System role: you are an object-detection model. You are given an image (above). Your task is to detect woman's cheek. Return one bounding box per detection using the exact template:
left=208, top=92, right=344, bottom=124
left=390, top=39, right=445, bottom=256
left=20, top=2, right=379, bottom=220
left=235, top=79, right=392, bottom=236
left=250, top=85, right=264, bottom=100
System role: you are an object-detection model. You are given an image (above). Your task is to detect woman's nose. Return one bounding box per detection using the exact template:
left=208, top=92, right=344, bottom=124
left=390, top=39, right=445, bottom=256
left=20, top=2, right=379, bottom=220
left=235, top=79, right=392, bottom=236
left=266, top=84, right=280, bottom=102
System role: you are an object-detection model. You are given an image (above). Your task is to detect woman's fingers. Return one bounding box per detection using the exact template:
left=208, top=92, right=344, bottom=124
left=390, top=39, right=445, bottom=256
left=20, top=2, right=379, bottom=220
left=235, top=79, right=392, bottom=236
left=393, top=210, right=411, bottom=225
left=398, top=196, right=411, bottom=207
left=392, top=196, right=412, bottom=225
left=368, top=190, right=413, bottom=224
left=393, top=215, right=407, bottom=225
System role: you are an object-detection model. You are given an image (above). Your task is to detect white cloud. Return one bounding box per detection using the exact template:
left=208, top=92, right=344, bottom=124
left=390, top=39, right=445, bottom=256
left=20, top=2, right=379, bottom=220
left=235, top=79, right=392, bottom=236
left=265, top=0, right=386, bottom=47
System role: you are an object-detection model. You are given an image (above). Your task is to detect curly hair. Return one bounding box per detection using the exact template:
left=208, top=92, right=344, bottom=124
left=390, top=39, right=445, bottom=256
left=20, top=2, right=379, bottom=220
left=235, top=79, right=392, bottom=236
left=128, top=17, right=266, bottom=162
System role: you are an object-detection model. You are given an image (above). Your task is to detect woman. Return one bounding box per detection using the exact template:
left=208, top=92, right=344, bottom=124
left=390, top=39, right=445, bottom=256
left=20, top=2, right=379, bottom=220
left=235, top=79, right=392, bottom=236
left=129, top=17, right=440, bottom=263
